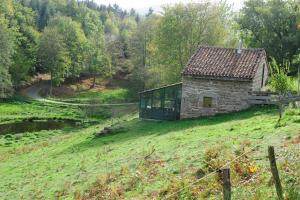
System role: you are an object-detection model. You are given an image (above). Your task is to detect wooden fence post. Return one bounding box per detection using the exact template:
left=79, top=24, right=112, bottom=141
left=268, top=146, right=284, bottom=200
left=222, top=168, right=231, bottom=200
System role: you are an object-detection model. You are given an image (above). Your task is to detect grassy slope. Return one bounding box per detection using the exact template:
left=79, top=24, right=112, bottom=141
left=0, top=97, right=83, bottom=124
left=0, top=104, right=299, bottom=199
left=58, top=89, right=134, bottom=104
left=47, top=78, right=137, bottom=104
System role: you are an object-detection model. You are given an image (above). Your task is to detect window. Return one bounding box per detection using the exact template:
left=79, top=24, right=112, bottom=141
left=164, top=100, right=175, bottom=110
left=203, top=97, right=213, bottom=108
left=261, top=64, right=265, bottom=88
left=140, top=94, right=146, bottom=109
left=152, top=90, right=162, bottom=108
left=145, top=94, right=152, bottom=109
left=164, top=88, right=176, bottom=110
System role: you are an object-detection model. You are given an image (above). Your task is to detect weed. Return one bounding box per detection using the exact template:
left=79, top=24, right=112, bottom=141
left=83, top=173, right=125, bottom=200
left=203, top=144, right=228, bottom=173
left=55, top=181, right=73, bottom=199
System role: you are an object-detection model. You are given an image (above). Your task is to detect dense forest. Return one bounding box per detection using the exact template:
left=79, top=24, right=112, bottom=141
left=0, top=0, right=300, bottom=98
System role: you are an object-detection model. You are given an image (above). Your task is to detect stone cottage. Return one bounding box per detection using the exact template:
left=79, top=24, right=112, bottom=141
left=180, top=46, right=268, bottom=119
left=139, top=45, right=268, bottom=120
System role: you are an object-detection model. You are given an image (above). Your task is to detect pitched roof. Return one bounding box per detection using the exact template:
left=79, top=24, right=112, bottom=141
left=182, top=46, right=267, bottom=80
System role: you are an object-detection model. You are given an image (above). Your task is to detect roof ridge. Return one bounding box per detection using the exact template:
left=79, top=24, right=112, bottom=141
left=198, top=46, right=265, bottom=51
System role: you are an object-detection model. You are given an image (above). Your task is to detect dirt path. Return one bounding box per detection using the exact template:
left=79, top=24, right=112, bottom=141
left=22, top=81, right=138, bottom=107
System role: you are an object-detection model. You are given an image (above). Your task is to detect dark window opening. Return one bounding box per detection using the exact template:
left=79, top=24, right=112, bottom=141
left=261, top=64, right=265, bottom=88
left=203, top=97, right=213, bottom=108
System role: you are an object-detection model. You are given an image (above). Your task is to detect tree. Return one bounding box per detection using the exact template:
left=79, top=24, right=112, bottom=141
left=38, top=27, right=70, bottom=95
left=238, top=0, right=300, bottom=72
left=147, top=2, right=234, bottom=86
left=86, top=21, right=111, bottom=88
left=0, top=20, right=14, bottom=98
left=0, top=0, right=40, bottom=88
left=128, top=15, right=159, bottom=90
left=48, top=16, right=88, bottom=79
left=146, top=7, right=154, bottom=17
left=9, top=3, right=40, bottom=86
left=269, top=58, right=294, bottom=119
left=72, top=5, right=112, bottom=87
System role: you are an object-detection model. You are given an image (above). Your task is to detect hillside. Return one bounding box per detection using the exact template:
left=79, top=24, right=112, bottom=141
left=0, top=100, right=299, bottom=199
left=1, top=0, right=300, bottom=199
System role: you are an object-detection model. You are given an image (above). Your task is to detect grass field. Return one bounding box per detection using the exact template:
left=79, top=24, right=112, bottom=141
left=50, top=88, right=135, bottom=104
left=46, top=78, right=138, bottom=104
left=0, top=96, right=83, bottom=124
left=0, top=100, right=299, bottom=199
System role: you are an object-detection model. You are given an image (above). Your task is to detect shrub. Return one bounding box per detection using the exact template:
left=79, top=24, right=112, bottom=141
left=269, top=58, right=293, bottom=94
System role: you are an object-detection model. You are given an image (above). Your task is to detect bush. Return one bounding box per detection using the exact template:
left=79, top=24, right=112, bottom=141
left=269, top=58, right=293, bottom=94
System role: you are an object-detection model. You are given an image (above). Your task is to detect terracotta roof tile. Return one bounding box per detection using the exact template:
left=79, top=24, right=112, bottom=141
left=183, top=46, right=267, bottom=80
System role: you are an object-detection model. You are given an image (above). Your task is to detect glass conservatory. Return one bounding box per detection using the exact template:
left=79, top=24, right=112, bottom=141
left=139, top=83, right=182, bottom=121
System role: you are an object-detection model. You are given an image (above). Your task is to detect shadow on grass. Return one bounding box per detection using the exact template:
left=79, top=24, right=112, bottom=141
left=0, top=95, right=34, bottom=104
left=63, top=106, right=277, bottom=153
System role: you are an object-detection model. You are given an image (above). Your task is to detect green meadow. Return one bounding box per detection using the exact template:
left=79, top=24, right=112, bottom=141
left=0, top=99, right=299, bottom=199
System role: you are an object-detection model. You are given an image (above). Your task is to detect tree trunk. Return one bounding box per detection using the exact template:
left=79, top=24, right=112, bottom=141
left=91, top=75, right=96, bottom=88
left=50, top=72, right=53, bottom=97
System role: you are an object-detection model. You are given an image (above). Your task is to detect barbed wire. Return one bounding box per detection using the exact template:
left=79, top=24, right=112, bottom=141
left=232, top=168, right=268, bottom=190
left=164, top=170, right=218, bottom=199
left=163, top=138, right=300, bottom=199
left=164, top=145, right=259, bottom=199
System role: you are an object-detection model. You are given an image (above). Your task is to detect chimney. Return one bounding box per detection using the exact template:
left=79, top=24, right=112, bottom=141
left=237, top=39, right=243, bottom=54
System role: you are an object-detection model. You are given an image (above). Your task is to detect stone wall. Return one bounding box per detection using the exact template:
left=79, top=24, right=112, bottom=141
left=180, top=77, right=252, bottom=119
left=252, top=60, right=269, bottom=91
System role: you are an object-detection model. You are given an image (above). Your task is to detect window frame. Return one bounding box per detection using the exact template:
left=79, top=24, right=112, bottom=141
left=203, top=96, right=213, bottom=108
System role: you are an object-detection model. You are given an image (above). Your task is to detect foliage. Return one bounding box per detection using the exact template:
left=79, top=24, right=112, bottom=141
left=38, top=26, right=71, bottom=86
left=269, top=58, right=293, bottom=94
left=48, top=16, right=89, bottom=79
left=3, top=0, right=300, bottom=98
left=128, top=15, right=159, bottom=91
left=1, top=0, right=40, bottom=87
left=238, top=0, right=300, bottom=72
left=0, top=19, right=14, bottom=98
left=0, top=0, right=240, bottom=97
left=146, top=2, right=237, bottom=87
left=0, top=0, right=113, bottom=97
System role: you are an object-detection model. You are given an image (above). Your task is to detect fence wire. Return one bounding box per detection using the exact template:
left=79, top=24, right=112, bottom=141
left=164, top=138, right=299, bottom=199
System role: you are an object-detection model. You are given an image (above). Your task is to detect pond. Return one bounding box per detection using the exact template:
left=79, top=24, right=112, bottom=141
left=0, top=120, right=80, bottom=135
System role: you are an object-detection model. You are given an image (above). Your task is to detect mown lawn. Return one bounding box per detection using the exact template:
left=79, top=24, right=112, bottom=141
left=0, top=102, right=299, bottom=199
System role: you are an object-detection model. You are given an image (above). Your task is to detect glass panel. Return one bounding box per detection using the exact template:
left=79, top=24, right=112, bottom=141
left=165, top=100, right=175, bottom=109
left=203, top=97, right=213, bottom=108
left=146, top=93, right=152, bottom=109
left=152, top=90, right=162, bottom=108
left=177, top=89, right=182, bottom=100
left=141, top=95, right=146, bottom=109
left=165, top=88, right=175, bottom=100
